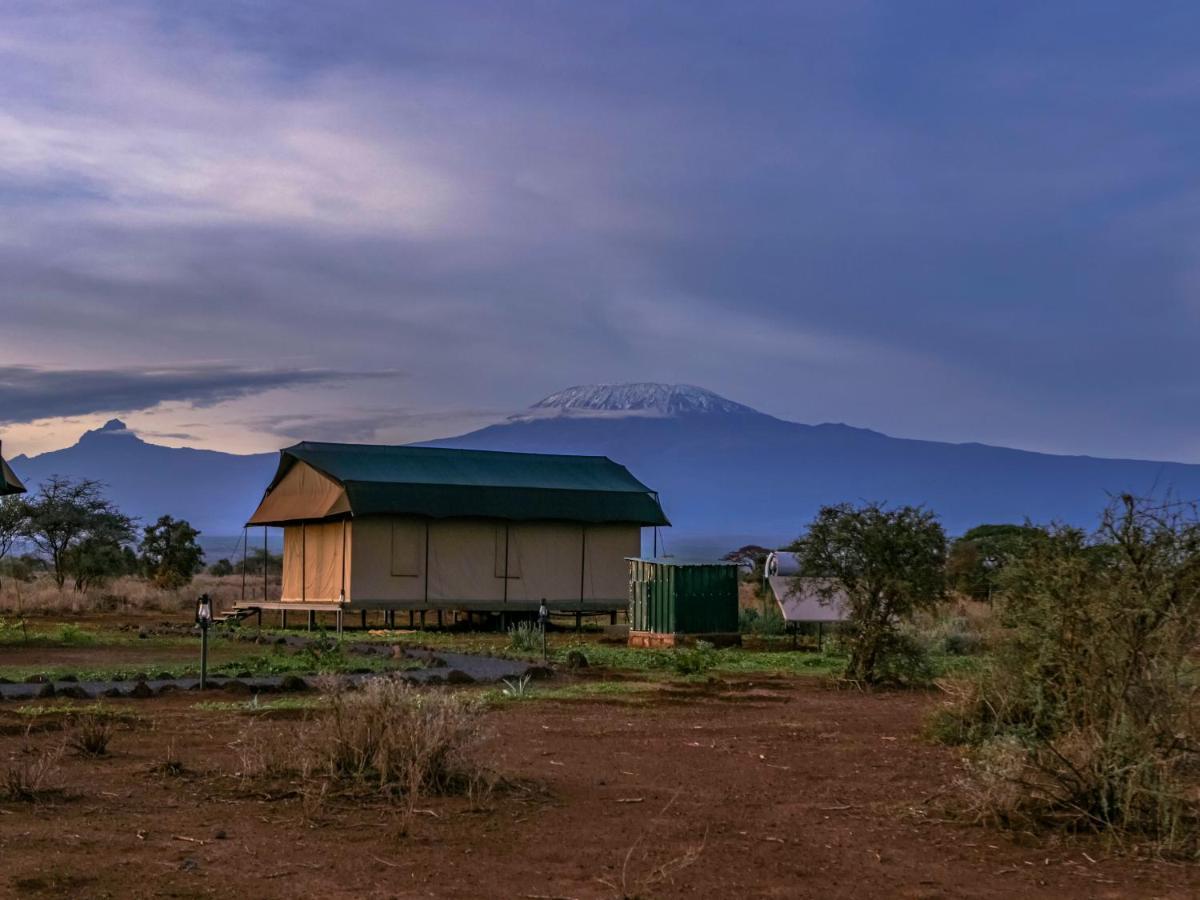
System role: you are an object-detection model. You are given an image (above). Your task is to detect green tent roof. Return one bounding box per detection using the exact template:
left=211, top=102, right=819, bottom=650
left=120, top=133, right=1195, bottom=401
left=256, top=442, right=669, bottom=526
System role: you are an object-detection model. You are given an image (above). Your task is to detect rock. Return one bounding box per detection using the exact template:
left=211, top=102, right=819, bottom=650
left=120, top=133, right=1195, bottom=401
left=235, top=671, right=253, bottom=679
left=137, top=628, right=149, bottom=640
left=526, top=665, right=554, bottom=680
left=445, top=669, right=475, bottom=684
left=24, top=674, right=47, bottom=684
left=57, top=685, right=89, bottom=700
left=154, top=671, right=174, bottom=681
left=565, top=650, right=589, bottom=670
left=128, top=682, right=154, bottom=699
left=58, top=674, right=78, bottom=683
left=273, top=636, right=288, bottom=645
left=157, top=683, right=179, bottom=695
left=36, top=683, right=56, bottom=699
left=213, top=829, right=227, bottom=841
left=389, top=645, right=407, bottom=659
left=222, top=680, right=252, bottom=695
left=278, top=675, right=309, bottom=693
left=102, top=687, right=124, bottom=698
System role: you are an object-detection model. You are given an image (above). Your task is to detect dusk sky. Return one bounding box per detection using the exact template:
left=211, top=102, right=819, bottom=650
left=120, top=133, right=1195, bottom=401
left=2, top=2, right=1199, bottom=461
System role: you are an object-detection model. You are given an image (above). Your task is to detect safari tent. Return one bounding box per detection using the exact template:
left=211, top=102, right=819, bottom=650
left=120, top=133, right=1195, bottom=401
left=245, top=442, right=668, bottom=615
left=0, top=443, right=26, bottom=496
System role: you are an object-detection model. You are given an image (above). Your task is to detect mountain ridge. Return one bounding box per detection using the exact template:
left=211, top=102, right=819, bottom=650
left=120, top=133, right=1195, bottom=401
left=7, top=383, right=1200, bottom=549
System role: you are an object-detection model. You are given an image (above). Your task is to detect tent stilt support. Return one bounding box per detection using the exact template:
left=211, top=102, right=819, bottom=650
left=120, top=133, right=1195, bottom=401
left=409, top=610, right=415, bottom=628
left=610, top=610, right=617, bottom=625
left=360, top=610, right=367, bottom=630
left=818, top=622, right=823, bottom=652
left=308, top=611, right=315, bottom=632
left=436, top=609, right=443, bottom=628
left=419, top=610, right=426, bottom=630
left=281, top=610, right=287, bottom=630
left=575, top=612, right=582, bottom=633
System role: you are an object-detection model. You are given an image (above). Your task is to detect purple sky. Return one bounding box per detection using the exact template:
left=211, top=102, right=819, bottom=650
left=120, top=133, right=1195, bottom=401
left=3, top=1, right=1200, bottom=461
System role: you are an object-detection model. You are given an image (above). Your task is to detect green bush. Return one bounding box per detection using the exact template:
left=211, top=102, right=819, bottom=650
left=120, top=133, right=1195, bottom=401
left=506, top=621, right=541, bottom=654
left=670, top=640, right=717, bottom=675
left=738, top=606, right=787, bottom=636
left=933, top=497, right=1200, bottom=857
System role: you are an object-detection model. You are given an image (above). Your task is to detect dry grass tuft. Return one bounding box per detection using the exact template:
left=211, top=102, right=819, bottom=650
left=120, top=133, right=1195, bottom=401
left=2, top=743, right=65, bottom=802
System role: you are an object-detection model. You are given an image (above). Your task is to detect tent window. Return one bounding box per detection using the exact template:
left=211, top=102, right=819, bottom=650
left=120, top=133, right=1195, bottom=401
left=390, top=519, right=422, bottom=577
left=494, top=525, right=521, bottom=579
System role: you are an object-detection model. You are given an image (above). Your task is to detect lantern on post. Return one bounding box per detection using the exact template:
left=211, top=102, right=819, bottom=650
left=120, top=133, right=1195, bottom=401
left=195, top=593, right=213, bottom=689
left=537, top=599, right=549, bottom=661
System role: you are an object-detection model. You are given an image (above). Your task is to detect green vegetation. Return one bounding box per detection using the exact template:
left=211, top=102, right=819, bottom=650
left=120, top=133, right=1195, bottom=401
left=482, top=679, right=656, bottom=705
left=946, top=523, right=1044, bottom=600
left=789, top=502, right=947, bottom=685
left=933, top=496, right=1200, bottom=857
left=194, top=696, right=326, bottom=713
left=506, top=620, right=541, bottom=653
left=139, top=515, right=205, bottom=590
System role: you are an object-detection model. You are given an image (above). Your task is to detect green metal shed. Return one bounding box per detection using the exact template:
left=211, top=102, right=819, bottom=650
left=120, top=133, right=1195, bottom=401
left=627, top=558, right=739, bottom=645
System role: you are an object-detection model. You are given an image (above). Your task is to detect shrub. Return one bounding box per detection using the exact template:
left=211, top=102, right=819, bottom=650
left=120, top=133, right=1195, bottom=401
left=671, top=641, right=718, bottom=675
left=307, top=678, right=489, bottom=801
left=2, top=744, right=64, bottom=801
left=738, top=606, right=787, bottom=636
left=790, top=502, right=946, bottom=684
left=506, top=621, right=541, bottom=654
left=68, top=711, right=116, bottom=757
left=934, top=496, right=1200, bottom=856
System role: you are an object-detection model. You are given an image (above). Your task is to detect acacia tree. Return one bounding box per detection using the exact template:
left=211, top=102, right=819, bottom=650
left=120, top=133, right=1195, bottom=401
left=20, top=476, right=135, bottom=590
left=791, top=502, right=946, bottom=684
left=0, top=496, right=26, bottom=591
left=140, top=515, right=204, bottom=589
left=946, top=523, right=1043, bottom=600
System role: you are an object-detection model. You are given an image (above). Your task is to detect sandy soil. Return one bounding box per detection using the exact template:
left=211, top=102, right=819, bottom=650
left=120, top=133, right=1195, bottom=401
left=2, top=677, right=1196, bottom=899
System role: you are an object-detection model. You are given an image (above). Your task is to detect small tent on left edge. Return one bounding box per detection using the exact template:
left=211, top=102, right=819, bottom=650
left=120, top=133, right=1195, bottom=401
left=0, top=441, right=27, bottom=496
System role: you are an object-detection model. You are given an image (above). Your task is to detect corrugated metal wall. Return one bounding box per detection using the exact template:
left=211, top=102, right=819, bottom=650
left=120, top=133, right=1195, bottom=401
left=628, top=560, right=738, bottom=634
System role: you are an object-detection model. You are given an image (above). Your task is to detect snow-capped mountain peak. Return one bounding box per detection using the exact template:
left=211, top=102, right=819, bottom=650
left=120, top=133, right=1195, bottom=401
left=525, top=383, right=758, bottom=418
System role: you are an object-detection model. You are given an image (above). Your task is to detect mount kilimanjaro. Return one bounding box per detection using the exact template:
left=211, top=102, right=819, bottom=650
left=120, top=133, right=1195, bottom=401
left=8, top=384, right=1200, bottom=557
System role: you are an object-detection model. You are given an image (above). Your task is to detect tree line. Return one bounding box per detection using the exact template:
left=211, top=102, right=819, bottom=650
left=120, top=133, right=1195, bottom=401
left=0, top=475, right=208, bottom=592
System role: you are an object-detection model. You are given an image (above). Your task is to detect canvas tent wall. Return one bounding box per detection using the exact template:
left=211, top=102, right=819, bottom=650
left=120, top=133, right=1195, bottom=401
left=0, top=442, right=26, bottom=496
left=246, top=443, right=666, bottom=612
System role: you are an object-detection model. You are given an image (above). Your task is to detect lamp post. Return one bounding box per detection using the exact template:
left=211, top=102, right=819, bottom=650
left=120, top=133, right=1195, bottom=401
left=538, top=599, right=549, bottom=661
left=195, top=593, right=212, bottom=689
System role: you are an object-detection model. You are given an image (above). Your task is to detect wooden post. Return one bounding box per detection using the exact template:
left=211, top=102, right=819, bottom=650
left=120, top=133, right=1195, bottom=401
left=263, top=526, right=269, bottom=603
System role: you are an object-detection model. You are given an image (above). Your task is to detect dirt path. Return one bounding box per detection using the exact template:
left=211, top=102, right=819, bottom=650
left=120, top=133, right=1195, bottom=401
left=0, top=679, right=1195, bottom=899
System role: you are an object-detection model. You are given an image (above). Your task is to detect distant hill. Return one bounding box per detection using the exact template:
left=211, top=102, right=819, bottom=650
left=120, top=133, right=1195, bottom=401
left=8, top=420, right=276, bottom=557
left=10, top=386, right=1200, bottom=559
left=427, top=383, right=1200, bottom=551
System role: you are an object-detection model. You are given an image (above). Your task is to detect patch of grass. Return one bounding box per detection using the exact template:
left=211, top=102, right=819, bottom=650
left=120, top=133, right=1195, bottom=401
left=194, top=696, right=326, bottom=713
left=481, top=679, right=656, bottom=705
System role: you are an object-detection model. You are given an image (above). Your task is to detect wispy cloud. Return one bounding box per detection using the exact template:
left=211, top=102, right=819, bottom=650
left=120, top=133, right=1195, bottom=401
left=0, top=365, right=396, bottom=425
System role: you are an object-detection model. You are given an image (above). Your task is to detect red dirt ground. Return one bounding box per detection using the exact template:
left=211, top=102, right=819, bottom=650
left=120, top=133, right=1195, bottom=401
left=1, top=678, right=1197, bottom=899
